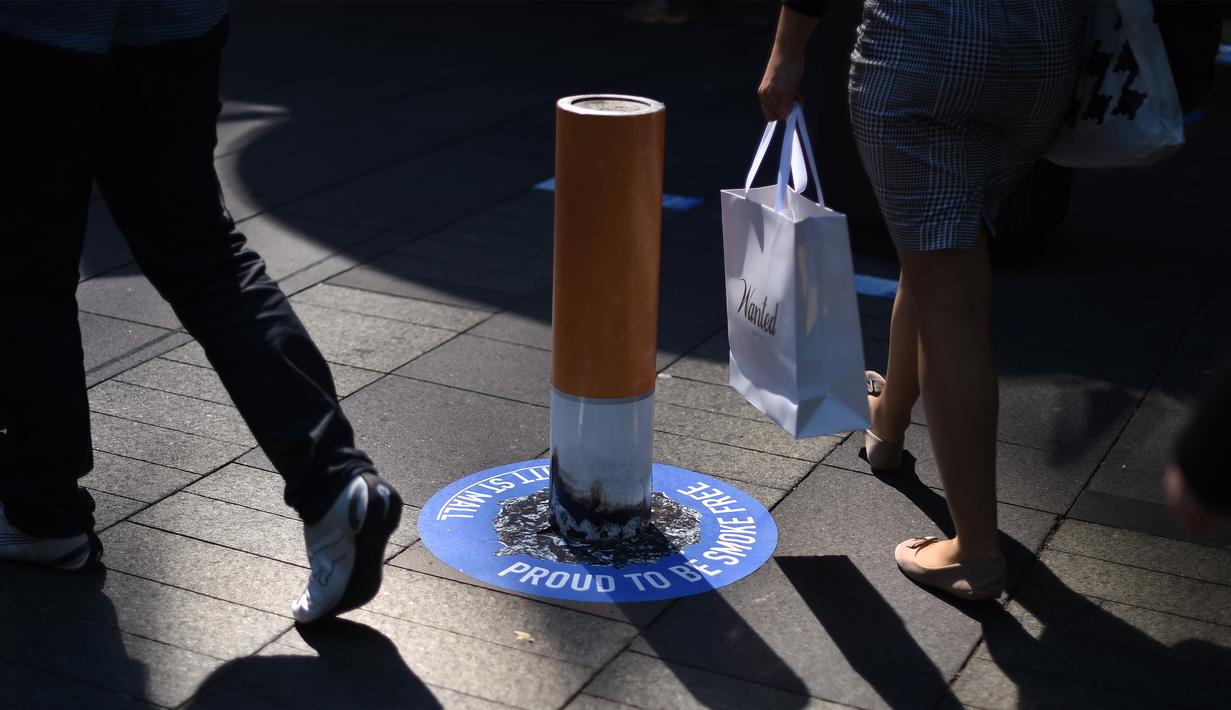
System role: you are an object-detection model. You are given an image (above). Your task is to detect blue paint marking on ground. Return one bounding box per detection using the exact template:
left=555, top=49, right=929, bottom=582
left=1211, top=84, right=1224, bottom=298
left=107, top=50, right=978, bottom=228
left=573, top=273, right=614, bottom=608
left=1218, top=44, right=1231, bottom=67
left=854, top=273, right=898, bottom=299
left=535, top=178, right=704, bottom=212
left=420, top=460, right=778, bottom=603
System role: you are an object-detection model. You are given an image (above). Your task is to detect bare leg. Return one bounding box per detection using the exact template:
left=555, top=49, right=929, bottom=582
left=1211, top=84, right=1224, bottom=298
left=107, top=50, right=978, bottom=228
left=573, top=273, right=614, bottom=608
left=869, top=268, right=920, bottom=442
left=897, top=233, right=1001, bottom=563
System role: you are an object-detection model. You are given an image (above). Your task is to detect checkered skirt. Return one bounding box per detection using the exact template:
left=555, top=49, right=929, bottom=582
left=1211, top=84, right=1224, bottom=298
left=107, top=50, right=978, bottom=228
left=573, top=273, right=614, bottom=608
left=849, top=0, right=1086, bottom=251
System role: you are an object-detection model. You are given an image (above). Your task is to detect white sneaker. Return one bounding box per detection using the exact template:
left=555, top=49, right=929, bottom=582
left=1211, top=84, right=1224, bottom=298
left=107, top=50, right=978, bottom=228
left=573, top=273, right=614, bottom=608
left=0, top=503, right=102, bottom=571
left=291, top=473, right=402, bottom=624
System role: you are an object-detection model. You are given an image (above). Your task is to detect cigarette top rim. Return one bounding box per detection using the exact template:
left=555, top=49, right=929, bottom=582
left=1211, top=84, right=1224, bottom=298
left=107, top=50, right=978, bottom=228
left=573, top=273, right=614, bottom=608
left=557, top=94, right=665, bottom=117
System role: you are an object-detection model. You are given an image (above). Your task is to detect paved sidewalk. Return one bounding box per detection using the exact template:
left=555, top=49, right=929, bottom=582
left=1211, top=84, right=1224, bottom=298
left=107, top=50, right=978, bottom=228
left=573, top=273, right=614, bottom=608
left=4, top=3, right=1231, bottom=708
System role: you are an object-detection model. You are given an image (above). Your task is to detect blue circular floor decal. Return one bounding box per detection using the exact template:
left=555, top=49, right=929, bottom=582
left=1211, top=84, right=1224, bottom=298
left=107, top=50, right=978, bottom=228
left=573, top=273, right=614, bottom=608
left=420, top=460, right=778, bottom=602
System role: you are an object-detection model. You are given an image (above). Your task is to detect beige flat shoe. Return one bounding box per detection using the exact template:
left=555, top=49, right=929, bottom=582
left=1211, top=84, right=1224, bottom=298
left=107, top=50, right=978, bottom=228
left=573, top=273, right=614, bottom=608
left=894, top=537, right=1006, bottom=601
left=864, top=371, right=904, bottom=471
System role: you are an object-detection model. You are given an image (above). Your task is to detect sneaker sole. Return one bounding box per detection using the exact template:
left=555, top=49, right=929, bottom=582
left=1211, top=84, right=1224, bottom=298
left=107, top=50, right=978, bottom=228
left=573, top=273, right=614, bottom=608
left=330, top=473, right=402, bottom=618
left=49, top=531, right=104, bottom=572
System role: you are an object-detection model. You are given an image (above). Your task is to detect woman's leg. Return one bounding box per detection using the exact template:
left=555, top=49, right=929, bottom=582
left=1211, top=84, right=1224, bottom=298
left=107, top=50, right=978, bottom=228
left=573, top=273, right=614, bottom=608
left=897, top=233, right=1001, bottom=564
left=870, top=269, right=920, bottom=443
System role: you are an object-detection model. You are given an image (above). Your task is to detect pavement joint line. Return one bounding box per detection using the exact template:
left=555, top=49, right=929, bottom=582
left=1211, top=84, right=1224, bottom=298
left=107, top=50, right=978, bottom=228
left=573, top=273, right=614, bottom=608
left=0, top=652, right=177, bottom=710
left=386, top=371, right=550, bottom=410
left=5, top=589, right=241, bottom=665
left=1039, top=546, right=1231, bottom=595
left=352, top=601, right=613, bottom=672
left=95, top=557, right=299, bottom=623
left=654, top=396, right=800, bottom=426
left=87, top=448, right=208, bottom=480
left=171, top=625, right=297, bottom=710
left=87, top=407, right=256, bottom=450
left=650, top=424, right=827, bottom=465
left=184, top=484, right=422, bottom=526
left=1013, top=579, right=1231, bottom=640
left=78, top=308, right=177, bottom=334
left=98, top=377, right=252, bottom=417
left=126, top=519, right=310, bottom=571
left=287, top=297, right=466, bottom=334
left=964, top=654, right=1194, bottom=709
left=314, top=278, right=502, bottom=314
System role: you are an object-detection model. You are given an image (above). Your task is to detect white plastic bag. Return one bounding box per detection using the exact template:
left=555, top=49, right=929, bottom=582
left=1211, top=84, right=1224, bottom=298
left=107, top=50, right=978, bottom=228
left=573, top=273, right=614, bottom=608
left=720, top=105, right=870, bottom=439
left=1046, top=0, right=1184, bottom=168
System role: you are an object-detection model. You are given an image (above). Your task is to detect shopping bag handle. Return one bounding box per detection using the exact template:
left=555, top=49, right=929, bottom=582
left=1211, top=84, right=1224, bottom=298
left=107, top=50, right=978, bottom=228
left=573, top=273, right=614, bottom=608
left=743, top=103, right=823, bottom=212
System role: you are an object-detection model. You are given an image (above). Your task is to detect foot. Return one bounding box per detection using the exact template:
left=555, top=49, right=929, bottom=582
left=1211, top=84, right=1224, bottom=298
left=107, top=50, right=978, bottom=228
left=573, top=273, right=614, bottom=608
left=894, top=537, right=1005, bottom=601
left=291, top=473, right=403, bottom=624
left=865, top=371, right=905, bottom=470
left=0, top=504, right=102, bottom=571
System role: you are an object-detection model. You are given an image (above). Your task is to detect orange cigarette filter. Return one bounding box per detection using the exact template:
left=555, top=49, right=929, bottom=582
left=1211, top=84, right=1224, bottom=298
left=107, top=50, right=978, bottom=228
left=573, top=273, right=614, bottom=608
left=552, top=96, right=666, bottom=400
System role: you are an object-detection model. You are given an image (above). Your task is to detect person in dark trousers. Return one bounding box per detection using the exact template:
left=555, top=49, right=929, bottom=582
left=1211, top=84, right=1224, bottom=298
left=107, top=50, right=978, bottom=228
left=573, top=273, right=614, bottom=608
left=0, top=1, right=401, bottom=624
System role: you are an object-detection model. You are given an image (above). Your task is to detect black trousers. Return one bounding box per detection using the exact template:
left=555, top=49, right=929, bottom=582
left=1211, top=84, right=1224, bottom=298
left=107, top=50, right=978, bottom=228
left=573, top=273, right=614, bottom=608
left=0, top=19, right=372, bottom=537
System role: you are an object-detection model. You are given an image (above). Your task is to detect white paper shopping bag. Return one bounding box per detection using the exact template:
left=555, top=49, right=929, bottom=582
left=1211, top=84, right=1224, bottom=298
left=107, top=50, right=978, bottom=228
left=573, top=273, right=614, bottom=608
left=720, top=105, right=870, bottom=439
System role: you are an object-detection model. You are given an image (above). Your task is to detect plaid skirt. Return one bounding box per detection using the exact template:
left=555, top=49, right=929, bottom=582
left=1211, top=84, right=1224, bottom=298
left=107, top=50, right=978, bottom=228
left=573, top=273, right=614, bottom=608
left=849, top=0, right=1086, bottom=251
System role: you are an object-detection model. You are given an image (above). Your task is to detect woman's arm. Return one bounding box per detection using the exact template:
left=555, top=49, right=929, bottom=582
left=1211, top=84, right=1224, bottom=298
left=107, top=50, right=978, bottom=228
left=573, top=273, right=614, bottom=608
left=757, top=4, right=820, bottom=121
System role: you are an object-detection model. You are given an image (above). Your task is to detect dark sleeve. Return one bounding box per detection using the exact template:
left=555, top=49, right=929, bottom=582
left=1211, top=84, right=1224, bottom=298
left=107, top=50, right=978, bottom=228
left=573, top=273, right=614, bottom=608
left=1175, top=357, right=1231, bottom=513
left=783, top=1, right=830, bottom=19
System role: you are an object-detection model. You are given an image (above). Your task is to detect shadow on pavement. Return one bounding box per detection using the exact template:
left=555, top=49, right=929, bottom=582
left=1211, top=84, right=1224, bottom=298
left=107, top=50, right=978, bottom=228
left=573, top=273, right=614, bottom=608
left=184, top=618, right=440, bottom=709
left=777, top=555, right=960, bottom=709
left=872, top=456, right=1231, bottom=707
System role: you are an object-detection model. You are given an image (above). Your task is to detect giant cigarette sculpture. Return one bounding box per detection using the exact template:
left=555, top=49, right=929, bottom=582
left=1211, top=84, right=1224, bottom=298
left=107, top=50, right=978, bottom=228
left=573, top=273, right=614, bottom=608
left=550, top=95, right=666, bottom=541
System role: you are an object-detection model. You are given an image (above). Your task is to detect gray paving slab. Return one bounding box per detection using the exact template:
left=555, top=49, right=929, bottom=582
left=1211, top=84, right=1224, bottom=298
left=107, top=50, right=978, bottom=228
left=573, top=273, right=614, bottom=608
left=386, top=543, right=672, bottom=628
left=100, top=523, right=305, bottom=617
left=132, top=493, right=307, bottom=567
left=393, top=233, right=551, bottom=279
left=992, top=341, right=1153, bottom=459
left=186, top=463, right=420, bottom=548
left=291, top=283, right=489, bottom=331
left=631, top=465, right=1056, bottom=709
left=655, top=374, right=796, bottom=424
left=80, top=198, right=133, bottom=281
left=365, top=565, right=637, bottom=668
left=275, top=608, right=593, bottom=708
left=483, top=190, right=553, bottom=223
left=1046, top=519, right=1231, bottom=587
left=564, top=694, right=641, bottom=710
left=823, top=423, right=1100, bottom=514
left=653, top=431, right=812, bottom=492
left=655, top=402, right=842, bottom=463
left=395, top=334, right=551, bottom=406
left=1030, top=548, right=1231, bottom=628
left=89, top=380, right=256, bottom=447
left=0, top=656, right=154, bottom=710
left=273, top=212, right=473, bottom=297
left=951, top=655, right=1158, bottom=710
left=339, top=375, right=549, bottom=507
left=86, top=450, right=199, bottom=504
left=78, top=264, right=182, bottom=329
left=197, top=635, right=523, bottom=710
left=584, top=651, right=837, bottom=710
left=90, top=490, right=148, bottom=531
left=1, top=567, right=289, bottom=661
left=79, top=311, right=181, bottom=385
left=0, top=602, right=222, bottom=708
left=662, top=331, right=730, bottom=385
left=465, top=288, right=552, bottom=349
left=157, top=342, right=382, bottom=398
left=1067, top=487, right=1210, bottom=547
left=1085, top=348, right=1221, bottom=508
left=294, top=301, right=458, bottom=372
left=978, top=585, right=1228, bottom=708
left=234, top=211, right=384, bottom=282
left=465, top=279, right=723, bottom=377
left=328, top=254, right=536, bottom=312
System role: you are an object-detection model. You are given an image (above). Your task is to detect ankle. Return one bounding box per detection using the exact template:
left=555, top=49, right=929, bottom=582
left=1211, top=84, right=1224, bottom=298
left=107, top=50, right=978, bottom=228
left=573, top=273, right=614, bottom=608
left=951, top=536, right=1001, bottom=561
left=868, top=395, right=908, bottom=441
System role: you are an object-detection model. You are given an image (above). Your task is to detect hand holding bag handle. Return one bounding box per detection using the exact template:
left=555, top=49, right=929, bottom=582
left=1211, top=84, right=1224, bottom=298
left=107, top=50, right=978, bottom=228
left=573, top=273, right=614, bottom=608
left=743, top=103, right=823, bottom=213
